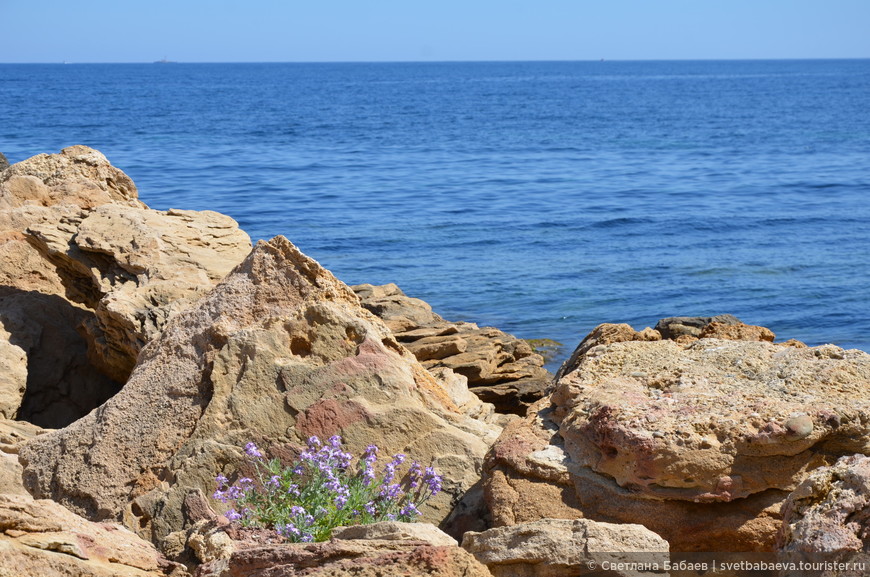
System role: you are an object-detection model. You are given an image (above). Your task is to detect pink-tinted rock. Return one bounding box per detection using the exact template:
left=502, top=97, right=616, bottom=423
left=20, top=237, right=500, bottom=549
left=485, top=323, right=870, bottom=551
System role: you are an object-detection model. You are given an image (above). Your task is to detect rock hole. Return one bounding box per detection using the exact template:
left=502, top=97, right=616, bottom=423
left=4, top=289, right=124, bottom=429
left=290, top=337, right=311, bottom=357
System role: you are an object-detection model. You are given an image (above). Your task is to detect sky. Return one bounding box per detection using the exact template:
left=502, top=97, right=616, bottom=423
left=1, top=0, right=868, bottom=63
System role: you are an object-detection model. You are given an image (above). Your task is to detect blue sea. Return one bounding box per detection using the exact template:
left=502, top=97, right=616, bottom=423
left=2, top=60, right=869, bottom=365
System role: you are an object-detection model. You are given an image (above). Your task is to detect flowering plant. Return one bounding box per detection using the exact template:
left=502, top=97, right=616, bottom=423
left=212, top=435, right=443, bottom=542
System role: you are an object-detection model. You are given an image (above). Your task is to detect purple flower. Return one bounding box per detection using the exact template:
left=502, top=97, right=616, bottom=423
left=212, top=489, right=228, bottom=502
left=224, top=509, right=242, bottom=521
left=215, top=473, right=229, bottom=487
left=244, top=442, right=262, bottom=458
left=335, top=494, right=348, bottom=509
left=424, top=467, right=442, bottom=496
left=364, top=502, right=377, bottom=516
left=399, top=503, right=421, bottom=517
left=290, top=505, right=307, bottom=517
left=380, top=483, right=402, bottom=500
left=328, top=435, right=342, bottom=448
left=307, top=436, right=321, bottom=448
left=267, top=475, right=281, bottom=488
left=407, top=461, right=423, bottom=489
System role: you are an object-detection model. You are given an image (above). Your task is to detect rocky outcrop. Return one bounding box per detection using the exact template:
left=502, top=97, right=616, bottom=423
left=0, top=493, right=186, bottom=577
left=777, top=455, right=870, bottom=553
left=0, top=152, right=9, bottom=171
left=26, top=202, right=252, bottom=382
left=195, top=522, right=492, bottom=577
left=354, top=283, right=552, bottom=415
left=20, top=237, right=500, bottom=550
left=462, top=518, right=669, bottom=577
left=485, top=322, right=870, bottom=551
left=0, top=147, right=251, bottom=427
left=0, top=419, right=43, bottom=495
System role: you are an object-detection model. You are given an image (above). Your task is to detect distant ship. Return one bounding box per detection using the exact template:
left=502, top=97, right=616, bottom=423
left=154, top=57, right=176, bottom=64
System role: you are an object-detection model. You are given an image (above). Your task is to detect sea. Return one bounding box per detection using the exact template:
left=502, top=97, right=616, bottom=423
left=1, top=60, right=869, bottom=367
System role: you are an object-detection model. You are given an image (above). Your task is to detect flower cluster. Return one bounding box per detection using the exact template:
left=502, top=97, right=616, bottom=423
left=212, top=435, right=443, bottom=542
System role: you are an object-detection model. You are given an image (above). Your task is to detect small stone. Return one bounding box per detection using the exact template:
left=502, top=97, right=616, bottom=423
left=784, top=414, right=814, bottom=440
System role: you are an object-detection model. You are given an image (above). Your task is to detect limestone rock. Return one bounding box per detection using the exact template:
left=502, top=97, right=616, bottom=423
left=0, top=152, right=9, bottom=171
left=0, top=145, right=141, bottom=210
left=354, top=283, right=553, bottom=415
left=485, top=322, right=870, bottom=551
left=462, top=518, right=669, bottom=577
left=777, top=455, right=870, bottom=553
left=653, top=314, right=742, bottom=340
left=0, top=147, right=251, bottom=427
left=21, top=237, right=500, bottom=548
left=332, top=521, right=458, bottom=547
left=195, top=523, right=492, bottom=577
left=0, top=493, right=186, bottom=577
left=26, top=203, right=252, bottom=382
left=0, top=147, right=144, bottom=425
left=0, top=419, right=44, bottom=495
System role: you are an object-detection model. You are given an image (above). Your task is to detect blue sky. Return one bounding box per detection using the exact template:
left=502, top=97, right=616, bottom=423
left=2, top=0, right=868, bottom=63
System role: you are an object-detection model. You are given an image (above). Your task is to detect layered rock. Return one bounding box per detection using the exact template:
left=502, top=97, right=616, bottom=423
left=0, top=419, right=43, bottom=495
left=20, top=237, right=500, bottom=550
left=0, top=493, right=186, bottom=577
left=485, top=322, right=870, bottom=551
left=195, top=522, right=492, bottom=577
left=26, top=202, right=252, bottom=382
left=462, top=518, right=669, bottom=577
left=354, top=283, right=552, bottom=415
left=777, top=455, right=870, bottom=554
left=0, top=147, right=251, bottom=427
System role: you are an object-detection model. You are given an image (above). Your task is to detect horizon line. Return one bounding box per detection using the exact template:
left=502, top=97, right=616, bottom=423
left=2, top=56, right=869, bottom=65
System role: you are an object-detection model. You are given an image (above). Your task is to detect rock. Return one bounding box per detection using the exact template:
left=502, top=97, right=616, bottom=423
left=26, top=203, right=252, bottom=382
left=0, top=493, right=186, bottom=577
left=0, top=147, right=143, bottom=426
left=20, top=237, right=500, bottom=550
left=777, top=455, right=870, bottom=554
left=332, top=521, right=458, bottom=547
left=354, top=283, right=553, bottom=415
left=194, top=522, right=492, bottom=577
left=0, top=419, right=44, bottom=495
left=462, top=518, right=669, bottom=577
left=485, top=323, right=870, bottom=551
left=0, top=145, right=141, bottom=210
left=0, top=147, right=251, bottom=427
left=0, top=152, right=9, bottom=171
left=653, top=314, right=742, bottom=340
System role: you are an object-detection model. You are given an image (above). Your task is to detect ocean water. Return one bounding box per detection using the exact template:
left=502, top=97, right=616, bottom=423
left=2, top=60, right=869, bottom=366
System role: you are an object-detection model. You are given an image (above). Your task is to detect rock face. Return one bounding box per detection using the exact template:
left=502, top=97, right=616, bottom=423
left=195, top=522, right=492, bottom=577
left=485, top=322, right=870, bottom=551
left=20, top=237, right=500, bottom=550
left=26, top=202, right=253, bottom=383
left=0, top=419, right=43, bottom=495
left=0, top=493, right=185, bottom=577
left=462, top=518, right=669, bottom=577
left=777, top=455, right=870, bottom=554
left=354, top=283, right=552, bottom=415
left=0, top=146, right=251, bottom=427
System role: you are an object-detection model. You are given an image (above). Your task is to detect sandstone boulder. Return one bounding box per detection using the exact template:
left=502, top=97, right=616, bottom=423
left=194, top=521, right=491, bottom=577
left=26, top=203, right=252, bottom=382
left=0, top=493, right=186, bottom=577
left=777, top=454, right=870, bottom=554
left=0, top=147, right=251, bottom=427
left=21, top=237, right=500, bottom=550
left=354, top=283, right=552, bottom=415
left=486, top=323, right=870, bottom=551
left=0, top=146, right=144, bottom=425
left=462, top=518, right=669, bottom=577
left=0, top=419, right=44, bottom=495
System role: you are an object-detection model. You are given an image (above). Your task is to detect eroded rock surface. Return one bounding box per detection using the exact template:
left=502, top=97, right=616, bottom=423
left=0, top=147, right=251, bottom=427
left=778, top=454, right=870, bottom=554
left=21, top=237, right=500, bottom=549
left=354, top=283, right=552, bottom=415
left=462, top=518, right=669, bottom=577
left=486, top=322, right=870, bottom=551
left=0, top=493, right=186, bottom=577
